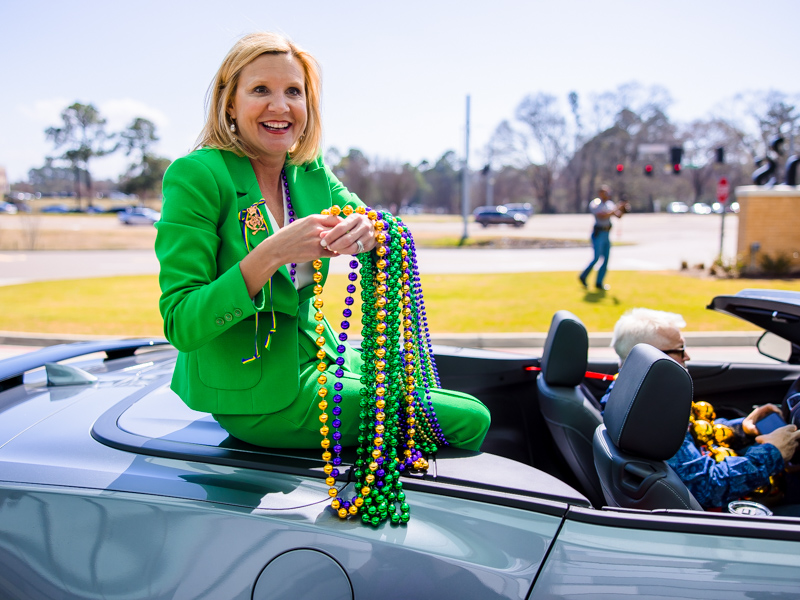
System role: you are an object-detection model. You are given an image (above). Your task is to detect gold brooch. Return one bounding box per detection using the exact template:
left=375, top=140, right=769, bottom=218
left=244, top=205, right=266, bottom=234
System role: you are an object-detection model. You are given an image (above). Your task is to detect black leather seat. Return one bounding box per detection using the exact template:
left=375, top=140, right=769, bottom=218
left=537, top=310, right=605, bottom=507
left=593, top=343, right=702, bottom=511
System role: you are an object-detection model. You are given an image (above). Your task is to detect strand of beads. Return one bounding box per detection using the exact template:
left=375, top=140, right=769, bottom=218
left=401, top=223, right=446, bottom=449
left=353, top=209, right=408, bottom=525
left=316, top=205, right=446, bottom=526
left=689, top=400, right=781, bottom=500
left=406, top=229, right=441, bottom=389
left=328, top=204, right=357, bottom=518
left=310, top=258, right=340, bottom=507
left=281, top=169, right=299, bottom=283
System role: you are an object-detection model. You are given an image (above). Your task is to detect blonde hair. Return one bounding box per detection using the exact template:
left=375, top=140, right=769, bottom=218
left=611, top=308, right=686, bottom=363
left=196, top=32, right=322, bottom=165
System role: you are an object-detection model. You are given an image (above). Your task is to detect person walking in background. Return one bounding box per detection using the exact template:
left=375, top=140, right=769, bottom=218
left=579, top=185, right=628, bottom=291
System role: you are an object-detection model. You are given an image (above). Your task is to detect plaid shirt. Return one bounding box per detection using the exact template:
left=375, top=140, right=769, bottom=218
left=600, top=382, right=785, bottom=509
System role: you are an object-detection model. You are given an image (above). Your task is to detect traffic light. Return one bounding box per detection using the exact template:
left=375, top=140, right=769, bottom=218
left=644, top=164, right=653, bottom=177
left=716, top=147, right=724, bottom=164
left=670, top=147, right=683, bottom=175
left=616, top=163, right=624, bottom=175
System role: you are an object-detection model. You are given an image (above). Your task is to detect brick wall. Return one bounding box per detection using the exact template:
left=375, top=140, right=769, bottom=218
left=736, top=186, right=800, bottom=271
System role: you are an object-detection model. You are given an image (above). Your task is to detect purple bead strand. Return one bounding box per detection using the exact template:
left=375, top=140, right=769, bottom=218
left=281, top=169, right=298, bottom=283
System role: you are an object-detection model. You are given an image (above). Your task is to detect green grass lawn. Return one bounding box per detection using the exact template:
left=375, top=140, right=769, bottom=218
left=1, top=272, right=798, bottom=337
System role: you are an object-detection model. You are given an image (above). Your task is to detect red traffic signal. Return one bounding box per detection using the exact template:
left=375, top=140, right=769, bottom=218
left=616, top=164, right=624, bottom=174
left=644, top=164, right=653, bottom=176
left=670, top=147, right=683, bottom=175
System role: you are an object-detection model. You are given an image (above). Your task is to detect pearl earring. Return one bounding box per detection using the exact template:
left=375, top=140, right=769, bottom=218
left=230, top=121, right=236, bottom=133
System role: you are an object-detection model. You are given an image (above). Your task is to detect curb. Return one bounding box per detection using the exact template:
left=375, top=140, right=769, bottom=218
left=0, top=330, right=761, bottom=349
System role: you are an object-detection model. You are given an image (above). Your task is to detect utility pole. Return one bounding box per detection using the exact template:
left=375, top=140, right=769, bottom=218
left=485, top=167, right=494, bottom=206
left=460, top=95, right=470, bottom=245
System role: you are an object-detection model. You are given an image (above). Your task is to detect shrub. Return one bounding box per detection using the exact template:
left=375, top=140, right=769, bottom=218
left=759, top=252, right=794, bottom=277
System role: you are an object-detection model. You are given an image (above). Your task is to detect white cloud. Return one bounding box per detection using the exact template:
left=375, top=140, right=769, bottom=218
left=17, top=98, right=72, bottom=127
left=16, top=97, right=169, bottom=132
left=99, top=99, right=170, bottom=131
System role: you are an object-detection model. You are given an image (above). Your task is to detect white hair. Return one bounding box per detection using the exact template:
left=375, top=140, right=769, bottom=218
left=611, top=308, right=686, bottom=363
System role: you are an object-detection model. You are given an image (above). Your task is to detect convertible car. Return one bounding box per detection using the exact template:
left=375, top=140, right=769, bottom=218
left=1, top=289, right=799, bottom=599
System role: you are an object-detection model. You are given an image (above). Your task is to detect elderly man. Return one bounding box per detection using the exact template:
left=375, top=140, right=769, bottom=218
left=601, top=308, right=800, bottom=511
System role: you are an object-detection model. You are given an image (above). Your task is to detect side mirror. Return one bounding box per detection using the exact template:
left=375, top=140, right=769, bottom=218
left=757, top=332, right=793, bottom=363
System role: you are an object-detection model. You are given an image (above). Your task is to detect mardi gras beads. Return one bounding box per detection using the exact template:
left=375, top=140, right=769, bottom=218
left=316, top=205, right=446, bottom=526
left=690, top=401, right=736, bottom=462
left=688, top=400, right=782, bottom=501
left=310, top=257, right=340, bottom=506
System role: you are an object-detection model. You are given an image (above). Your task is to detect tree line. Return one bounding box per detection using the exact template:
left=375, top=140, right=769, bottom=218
left=330, top=86, right=800, bottom=215
left=19, top=86, right=800, bottom=214
left=25, top=102, right=170, bottom=207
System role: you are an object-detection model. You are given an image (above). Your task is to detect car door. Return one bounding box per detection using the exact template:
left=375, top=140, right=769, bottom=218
left=689, top=361, right=800, bottom=417
left=530, top=506, right=800, bottom=599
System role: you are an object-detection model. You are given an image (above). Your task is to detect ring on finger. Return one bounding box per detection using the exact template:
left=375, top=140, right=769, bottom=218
left=356, top=239, right=365, bottom=254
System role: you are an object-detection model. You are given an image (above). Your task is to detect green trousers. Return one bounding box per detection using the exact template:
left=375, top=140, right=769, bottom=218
left=214, top=352, right=491, bottom=452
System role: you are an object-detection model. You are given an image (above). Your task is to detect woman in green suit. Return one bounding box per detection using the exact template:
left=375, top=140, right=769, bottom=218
left=156, top=32, right=490, bottom=451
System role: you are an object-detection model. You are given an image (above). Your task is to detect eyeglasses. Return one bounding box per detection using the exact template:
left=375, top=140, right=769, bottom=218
left=662, top=347, right=687, bottom=359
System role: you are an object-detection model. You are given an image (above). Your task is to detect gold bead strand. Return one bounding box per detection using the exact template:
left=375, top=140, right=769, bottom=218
left=310, top=256, right=338, bottom=508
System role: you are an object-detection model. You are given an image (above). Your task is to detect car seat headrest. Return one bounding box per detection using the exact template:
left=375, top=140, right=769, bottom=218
left=604, top=343, right=693, bottom=460
left=541, top=310, right=589, bottom=387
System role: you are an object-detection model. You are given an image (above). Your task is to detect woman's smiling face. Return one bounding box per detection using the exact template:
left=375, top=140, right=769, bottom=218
left=228, top=53, right=308, bottom=163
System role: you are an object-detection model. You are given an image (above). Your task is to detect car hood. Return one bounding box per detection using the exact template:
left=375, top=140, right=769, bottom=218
left=707, top=289, right=800, bottom=346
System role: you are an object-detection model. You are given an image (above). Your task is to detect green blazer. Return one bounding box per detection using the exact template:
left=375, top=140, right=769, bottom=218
left=156, top=148, right=363, bottom=415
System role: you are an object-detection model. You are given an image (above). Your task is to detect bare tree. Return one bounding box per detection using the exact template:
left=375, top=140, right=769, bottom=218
left=488, top=94, right=568, bottom=213
left=374, top=161, right=419, bottom=213
left=566, top=91, right=584, bottom=211
left=514, top=93, right=567, bottom=213
left=679, top=118, right=750, bottom=202
left=419, top=151, right=460, bottom=213
left=334, top=149, right=374, bottom=203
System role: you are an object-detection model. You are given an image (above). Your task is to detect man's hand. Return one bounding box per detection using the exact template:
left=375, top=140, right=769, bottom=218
left=743, top=403, right=782, bottom=436
left=756, top=424, right=800, bottom=462
left=613, top=201, right=630, bottom=217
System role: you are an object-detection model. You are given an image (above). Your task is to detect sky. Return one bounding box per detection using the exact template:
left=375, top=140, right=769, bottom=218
left=1, top=0, right=799, bottom=184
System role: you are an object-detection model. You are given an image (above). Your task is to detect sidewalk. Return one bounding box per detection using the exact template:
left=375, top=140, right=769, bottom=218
left=0, top=330, right=771, bottom=363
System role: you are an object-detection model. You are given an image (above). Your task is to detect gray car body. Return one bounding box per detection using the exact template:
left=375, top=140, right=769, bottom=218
left=2, top=289, right=800, bottom=598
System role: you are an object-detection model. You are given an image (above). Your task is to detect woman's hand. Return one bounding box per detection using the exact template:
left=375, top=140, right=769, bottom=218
left=318, top=212, right=377, bottom=256
left=743, top=403, right=781, bottom=436
left=239, top=213, right=342, bottom=297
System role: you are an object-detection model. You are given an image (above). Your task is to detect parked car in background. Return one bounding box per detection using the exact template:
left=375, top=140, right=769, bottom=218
left=712, top=201, right=741, bottom=214
left=105, top=205, right=135, bottom=214
left=666, top=201, right=689, bottom=213
left=503, top=202, right=534, bottom=217
left=118, top=206, right=160, bottom=225
left=691, top=202, right=713, bottom=215
left=40, top=204, right=71, bottom=213
left=0, top=201, right=18, bottom=214
left=473, top=205, right=527, bottom=228
left=0, top=288, right=798, bottom=597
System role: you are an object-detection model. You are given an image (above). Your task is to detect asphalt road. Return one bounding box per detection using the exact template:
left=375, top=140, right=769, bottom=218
left=0, top=213, right=739, bottom=285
